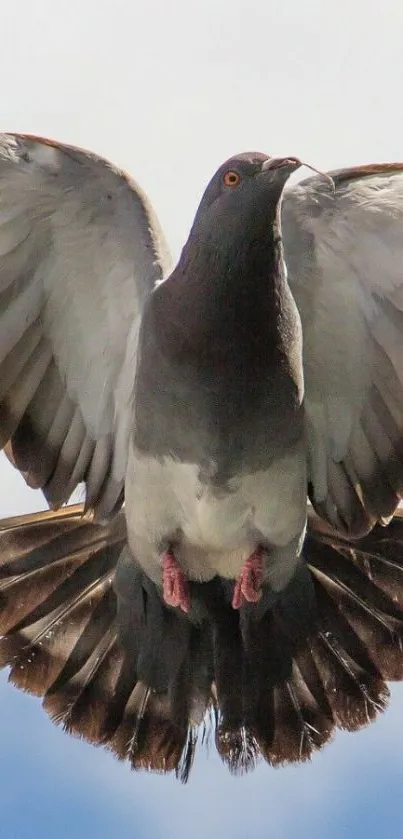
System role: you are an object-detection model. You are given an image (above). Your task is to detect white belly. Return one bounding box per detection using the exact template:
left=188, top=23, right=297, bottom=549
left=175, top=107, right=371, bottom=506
left=125, top=440, right=307, bottom=586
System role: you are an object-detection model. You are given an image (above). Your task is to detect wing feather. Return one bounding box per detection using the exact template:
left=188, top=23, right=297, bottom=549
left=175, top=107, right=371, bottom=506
left=0, top=133, right=171, bottom=515
left=283, top=163, right=403, bottom=533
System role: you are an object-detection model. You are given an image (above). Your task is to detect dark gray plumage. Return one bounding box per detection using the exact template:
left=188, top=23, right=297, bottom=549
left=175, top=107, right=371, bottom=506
left=127, top=154, right=307, bottom=610
left=2, top=135, right=403, bottom=778
left=135, top=154, right=304, bottom=472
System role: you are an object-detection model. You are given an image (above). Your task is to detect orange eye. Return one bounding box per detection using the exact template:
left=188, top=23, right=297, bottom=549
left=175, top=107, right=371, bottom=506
left=223, top=169, right=241, bottom=187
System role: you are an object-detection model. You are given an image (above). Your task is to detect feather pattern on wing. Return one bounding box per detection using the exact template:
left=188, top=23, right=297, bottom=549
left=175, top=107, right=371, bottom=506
left=0, top=134, right=171, bottom=516
left=283, top=163, right=403, bottom=533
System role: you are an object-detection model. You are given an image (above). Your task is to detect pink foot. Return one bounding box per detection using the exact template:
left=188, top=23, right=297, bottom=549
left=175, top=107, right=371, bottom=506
left=232, top=549, right=264, bottom=609
left=161, top=550, right=190, bottom=613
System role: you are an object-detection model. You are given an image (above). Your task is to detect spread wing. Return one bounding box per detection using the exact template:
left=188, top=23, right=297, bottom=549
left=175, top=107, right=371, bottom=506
left=0, top=133, right=171, bottom=517
left=283, top=163, right=403, bottom=535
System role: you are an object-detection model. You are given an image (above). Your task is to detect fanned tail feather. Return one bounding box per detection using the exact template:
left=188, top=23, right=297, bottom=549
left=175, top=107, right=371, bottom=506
left=208, top=513, right=403, bottom=772
left=2, top=506, right=403, bottom=778
left=0, top=505, right=213, bottom=781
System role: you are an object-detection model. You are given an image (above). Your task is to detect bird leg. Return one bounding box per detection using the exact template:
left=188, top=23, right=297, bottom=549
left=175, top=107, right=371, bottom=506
left=232, top=548, right=264, bottom=609
left=161, top=550, right=190, bottom=613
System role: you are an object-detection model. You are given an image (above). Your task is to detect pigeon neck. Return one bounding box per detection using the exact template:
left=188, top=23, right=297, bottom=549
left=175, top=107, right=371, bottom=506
left=158, top=210, right=289, bottom=363
left=134, top=205, right=303, bottom=467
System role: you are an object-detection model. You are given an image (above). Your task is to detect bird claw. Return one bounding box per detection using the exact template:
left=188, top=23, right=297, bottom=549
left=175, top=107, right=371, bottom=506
left=161, top=550, right=190, bottom=612
left=232, top=549, right=264, bottom=609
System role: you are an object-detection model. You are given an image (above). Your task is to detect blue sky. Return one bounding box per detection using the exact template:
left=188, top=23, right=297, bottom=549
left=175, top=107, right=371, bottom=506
left=2, top=671, right=403, bottom=839
left=2, top=1, right=403, bottom=837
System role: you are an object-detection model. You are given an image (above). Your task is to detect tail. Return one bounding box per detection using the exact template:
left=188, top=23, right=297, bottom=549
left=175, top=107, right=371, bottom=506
left=0, top=505, right=213, bottom=782
left=1, top=506, right=403, bottom=779
left=212, top=510, right=403, bottom=771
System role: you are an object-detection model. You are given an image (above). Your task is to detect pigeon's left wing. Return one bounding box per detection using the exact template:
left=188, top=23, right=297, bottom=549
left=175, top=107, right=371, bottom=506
left=283, top=164, right=403, bottom=534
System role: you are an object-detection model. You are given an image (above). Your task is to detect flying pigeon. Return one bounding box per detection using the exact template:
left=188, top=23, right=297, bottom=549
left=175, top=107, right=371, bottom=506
left=1, top=134, right=403, bottom=778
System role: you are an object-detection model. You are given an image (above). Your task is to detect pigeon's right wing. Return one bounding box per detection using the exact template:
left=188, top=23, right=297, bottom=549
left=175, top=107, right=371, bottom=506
left=0, top=133, right=171, bottom=517
left=283, top=164, right=403, bottom=535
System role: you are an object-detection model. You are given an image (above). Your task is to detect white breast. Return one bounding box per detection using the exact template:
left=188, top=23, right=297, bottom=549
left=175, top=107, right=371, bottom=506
left=125, top=440, right=307, bottom=585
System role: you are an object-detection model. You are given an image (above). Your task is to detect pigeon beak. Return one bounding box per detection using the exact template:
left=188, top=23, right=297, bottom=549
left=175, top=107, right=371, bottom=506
left=260, top=156, right=301, bottom=174
left=261, top=157, right=335, bottom=193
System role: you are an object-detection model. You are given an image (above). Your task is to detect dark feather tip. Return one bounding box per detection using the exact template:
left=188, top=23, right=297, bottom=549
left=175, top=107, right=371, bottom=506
left=215, top=723, right=260, bottom=775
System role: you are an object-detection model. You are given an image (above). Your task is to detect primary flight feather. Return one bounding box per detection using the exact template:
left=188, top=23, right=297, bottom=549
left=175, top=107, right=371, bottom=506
left=1, top=134, right=403, bottom=777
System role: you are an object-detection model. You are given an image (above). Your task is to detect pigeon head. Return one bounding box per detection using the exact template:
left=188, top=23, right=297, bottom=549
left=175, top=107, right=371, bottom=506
left=142, top=151, right=303, bottom=419
left=186, top=152, right=301, bottom=251
left=150, top=152, right=303, bottom=366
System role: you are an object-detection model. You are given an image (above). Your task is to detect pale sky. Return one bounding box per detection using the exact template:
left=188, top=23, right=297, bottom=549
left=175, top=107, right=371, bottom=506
left=1, top=2, right=403, bottom=837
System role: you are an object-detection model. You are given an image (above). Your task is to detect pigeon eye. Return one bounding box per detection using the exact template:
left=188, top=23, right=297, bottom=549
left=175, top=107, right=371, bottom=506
left=223, top=170, right=241, bottom=187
